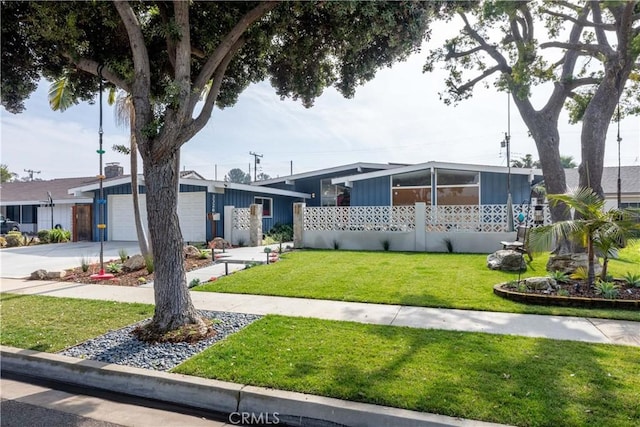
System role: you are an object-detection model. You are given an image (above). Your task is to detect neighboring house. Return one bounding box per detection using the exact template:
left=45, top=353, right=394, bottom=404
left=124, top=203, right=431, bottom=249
left=0, top=176, right=97, bottom=238
left=67, top=174, right=309, bottom=243
left=564, top=165, right=640, bottom=210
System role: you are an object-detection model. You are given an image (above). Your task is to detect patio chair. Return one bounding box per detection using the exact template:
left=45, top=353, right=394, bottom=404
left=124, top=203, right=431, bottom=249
left=500, top=225, right=532, bottom=261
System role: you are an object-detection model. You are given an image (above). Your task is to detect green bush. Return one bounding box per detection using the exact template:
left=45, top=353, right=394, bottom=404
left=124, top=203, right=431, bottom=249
left=144, top=255, right=154, bottom=274
left=48, top=228, right=71, bottom=243
left=623, top=272, right=640, bottom=287
left=5, top=231, right=24, bottom=247
left=118, top=248, right=128, bottom=262
left=594, top=281, right=619, bottom=299
left=268, top=223, right=293, bottom=242
left=106, top=262, right=122, bottom=274
left=37, top=229, right=51, bottom=243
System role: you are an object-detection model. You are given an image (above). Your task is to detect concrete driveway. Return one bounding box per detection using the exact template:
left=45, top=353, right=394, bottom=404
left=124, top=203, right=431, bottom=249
left=0, top=241, right=142, bottom=278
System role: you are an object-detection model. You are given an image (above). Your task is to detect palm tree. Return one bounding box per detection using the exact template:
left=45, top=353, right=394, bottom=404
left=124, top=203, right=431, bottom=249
left=529, top=187, right=639, bottom=287
left=49, top=77, right=150, bottom=257
left=112, top=91, right=150, bottom=257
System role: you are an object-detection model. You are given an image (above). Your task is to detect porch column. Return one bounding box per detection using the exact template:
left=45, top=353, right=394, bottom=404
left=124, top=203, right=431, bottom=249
left=249, top=204, right=263, bottom=247
left=415, top=202, right=426, bottom=251
left=223, top=205, right=234, bottom=243
left=293, top=202, right=305, bottom=249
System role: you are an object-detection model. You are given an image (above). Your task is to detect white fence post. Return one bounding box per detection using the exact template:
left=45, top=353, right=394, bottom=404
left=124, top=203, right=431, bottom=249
left=224, top=205, right=234, bottom=243
left=415, top=202, right=426, bottom=251
left=249, top=204, right=263, bottom=247
left=293, top=202, right=305, bottom=248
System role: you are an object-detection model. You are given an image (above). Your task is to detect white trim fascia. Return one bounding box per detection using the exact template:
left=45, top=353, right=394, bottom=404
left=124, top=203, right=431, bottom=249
left=0, top=198, right=93, bottom=206
left=332, top=161, right=543, bottom=184
left=252, top=162, right=402, bottom=186
left=68, top=176, right=140, bottom=194
left=208, top=181, right=310, bottom=199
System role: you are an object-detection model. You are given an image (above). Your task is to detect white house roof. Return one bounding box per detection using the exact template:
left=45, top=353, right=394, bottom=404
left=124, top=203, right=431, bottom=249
left=252, top=162, right=404, bottom=186
left=67, top=175, right=310, bottom=199
left=331, top=161, right=542, bottom=185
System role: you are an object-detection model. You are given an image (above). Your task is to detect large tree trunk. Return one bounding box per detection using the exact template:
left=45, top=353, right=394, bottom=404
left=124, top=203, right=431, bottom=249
left=143, top=148, right=204, bottom=333
left=578, top=68, right=633, bottom=200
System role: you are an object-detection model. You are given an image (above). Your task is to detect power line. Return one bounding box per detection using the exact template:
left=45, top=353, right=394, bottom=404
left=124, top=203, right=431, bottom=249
left=249, top=151, right=263, bottom=182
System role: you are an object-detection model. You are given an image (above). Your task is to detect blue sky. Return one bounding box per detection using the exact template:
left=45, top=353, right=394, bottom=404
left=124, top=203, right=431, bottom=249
left=2, top=22, right=638, bottom=181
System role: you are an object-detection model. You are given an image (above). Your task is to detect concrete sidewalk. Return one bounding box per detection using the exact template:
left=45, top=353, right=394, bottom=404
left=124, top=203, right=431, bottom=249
left=1, top=277, right=638, bottom=346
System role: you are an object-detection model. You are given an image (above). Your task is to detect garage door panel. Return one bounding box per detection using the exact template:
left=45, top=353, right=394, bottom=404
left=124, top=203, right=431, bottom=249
left=108, top=193, right=205, bottom=242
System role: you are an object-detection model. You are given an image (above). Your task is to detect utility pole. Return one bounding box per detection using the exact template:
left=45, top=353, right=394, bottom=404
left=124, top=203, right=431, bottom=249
left=249, top=151, right=263, bottom=181
left=24, top=169, right=41, bottom=181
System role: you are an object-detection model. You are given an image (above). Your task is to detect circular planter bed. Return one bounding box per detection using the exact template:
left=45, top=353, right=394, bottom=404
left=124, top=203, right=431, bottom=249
left=494, top=280, right=640, bottom=310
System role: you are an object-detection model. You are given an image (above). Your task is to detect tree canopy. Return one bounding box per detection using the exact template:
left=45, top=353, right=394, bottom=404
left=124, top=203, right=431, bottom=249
left=425, top=1, right=639, bottom=215
left=226, top=168, right=251, bottom=184
left=0, top=1, right=456, bottom=336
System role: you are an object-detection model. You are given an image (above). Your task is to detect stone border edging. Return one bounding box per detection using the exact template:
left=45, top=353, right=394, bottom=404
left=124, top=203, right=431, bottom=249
left=0, top=346, right=508, bottom=427
left=493, top=284, right=640, bottom=310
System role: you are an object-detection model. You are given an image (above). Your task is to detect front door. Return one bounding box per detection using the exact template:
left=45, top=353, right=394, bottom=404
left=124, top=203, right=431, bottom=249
left=73, top=205, right=93, bottom=241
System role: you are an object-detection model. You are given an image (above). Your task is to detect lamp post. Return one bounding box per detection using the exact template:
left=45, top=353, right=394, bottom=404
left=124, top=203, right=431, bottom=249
left=90, top=65, right=114, bottom=280
left=617, top=103, right=622, bottom=209
left=503, top=92, right=514, bottom=232
left=47, top=191, right=54, bottom=229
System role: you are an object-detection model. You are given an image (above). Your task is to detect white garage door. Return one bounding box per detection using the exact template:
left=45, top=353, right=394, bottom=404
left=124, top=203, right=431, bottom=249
left=108, top=193, right=206, bottom=242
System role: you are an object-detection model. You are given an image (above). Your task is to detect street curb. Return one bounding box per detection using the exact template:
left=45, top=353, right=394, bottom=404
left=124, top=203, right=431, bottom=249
left=1, top=346, right=509, bottom=427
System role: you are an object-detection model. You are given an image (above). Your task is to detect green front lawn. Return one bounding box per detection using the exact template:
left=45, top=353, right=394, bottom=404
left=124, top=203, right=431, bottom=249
left=0, top=293, right=154, bottom=352
left=175, top=315, right=640, bottom=427
left=195, top=241, right=640, bottom=321
left=2, top=294, right=639, bottom=426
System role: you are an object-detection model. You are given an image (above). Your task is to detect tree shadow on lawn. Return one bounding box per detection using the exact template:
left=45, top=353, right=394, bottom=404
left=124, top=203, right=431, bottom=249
left=309, top=327, right=637, bottom=426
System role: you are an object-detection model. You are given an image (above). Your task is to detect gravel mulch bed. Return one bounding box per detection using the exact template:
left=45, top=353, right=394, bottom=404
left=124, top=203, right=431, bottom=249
left=59, top=310, right=262, bottom=371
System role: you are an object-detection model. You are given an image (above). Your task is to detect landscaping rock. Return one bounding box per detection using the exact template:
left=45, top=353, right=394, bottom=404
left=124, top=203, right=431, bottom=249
left=123, top=254, right=146, bottom=272
left=208, top=237, right=232, bottom=250
left=547, top=253, right=602, bottom=275
left=46, top=270, right=66, bottom=279
left=30, top=269, right=48, bottom=280
left=487, top=250, right=527, bottom=272
left=183, top=245, right=201, bottom=259
left=524, top=277, right=557, bottom=291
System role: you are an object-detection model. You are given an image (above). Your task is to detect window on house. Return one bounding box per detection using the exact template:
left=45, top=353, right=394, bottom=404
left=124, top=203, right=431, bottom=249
left=435, top=170, right=479, bottom=205
left=391, top=170, right=431, bottom=205
left=254, top=197, right=272, bottom=218
left=321, top=179, right=350, bottom=206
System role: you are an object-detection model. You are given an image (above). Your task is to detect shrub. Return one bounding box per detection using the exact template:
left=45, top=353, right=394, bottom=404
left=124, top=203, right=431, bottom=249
left=144, top=255, right=154, bottom=274
left=548, top=270, right=570, bottom=283
left=188, top=278, right=201, bottom=288
left=106, top=262, right=122, bottom=274
left=0, top=236, right=6, bottom=247
left=37, top=229, right=51, bottom=243
left=622, top=272, right=640, bottom=288
left=48, top=228, right=70, bottom=243
left=198, top=249, right=210, bottom=259
left=79, top=256, right=92, bottom=273
left=594, top=281, right=619, bottom=299
left=557, top=289, right=570, bottom=297
left=5, top=231, right=24, bottom=247
left=443, top=237, right=454, bottom=253
left=570, top=267, right=588, bottom=281
left=268, top=223, right=293, bottom=242
left=118, top=248, right=128, bottom=262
